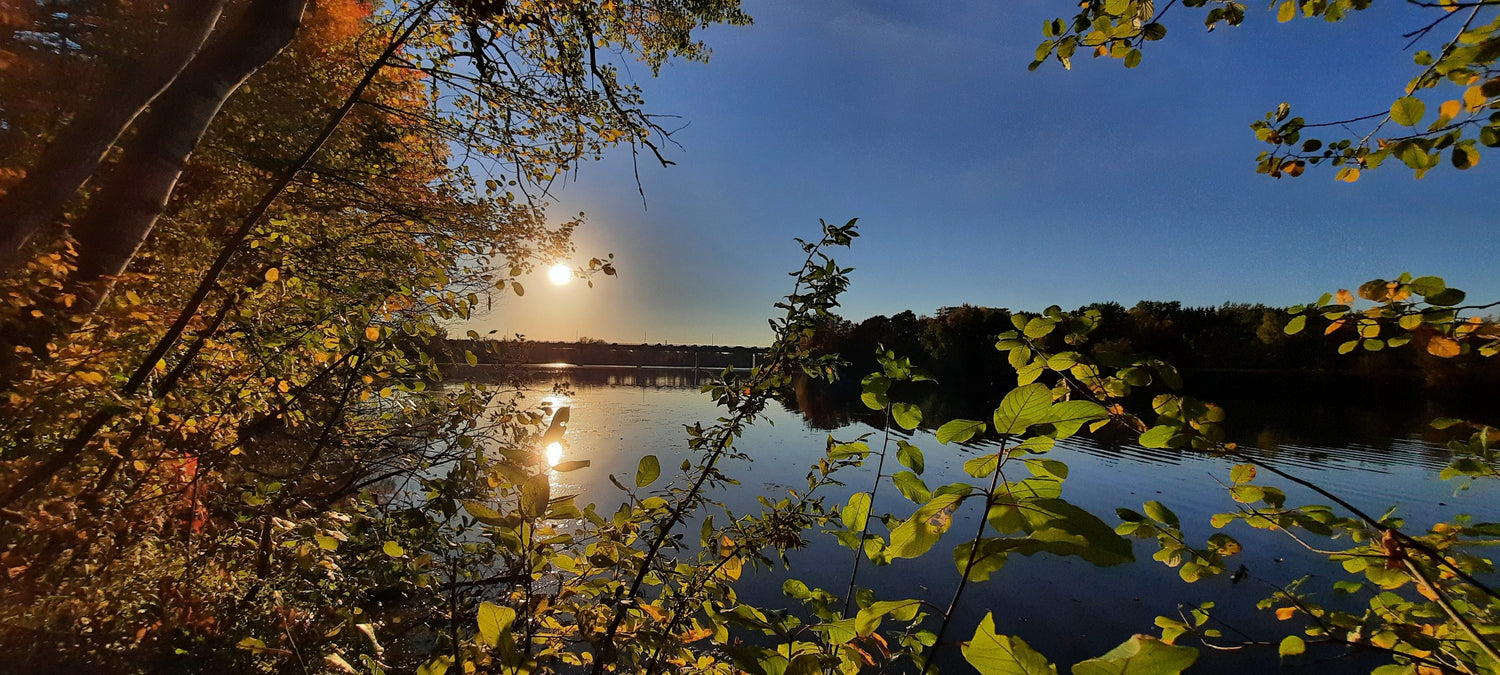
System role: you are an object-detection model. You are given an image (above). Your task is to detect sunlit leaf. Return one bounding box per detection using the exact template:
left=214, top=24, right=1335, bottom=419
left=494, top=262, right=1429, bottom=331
left=636, top=454, right=661, bottom=487
left=963, top=613, right=1057, bottom=675
left=937, top=419, right=987, bottom=444
left=1073, top=634, right=1198, bottom=675
left=892, top=402, right=922, bottom=430
left=477, top=602, right=516, bottom=648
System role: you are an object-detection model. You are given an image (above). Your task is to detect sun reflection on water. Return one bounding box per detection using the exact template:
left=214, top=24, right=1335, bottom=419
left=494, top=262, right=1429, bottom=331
left=545, top=441, right=564, bottom=467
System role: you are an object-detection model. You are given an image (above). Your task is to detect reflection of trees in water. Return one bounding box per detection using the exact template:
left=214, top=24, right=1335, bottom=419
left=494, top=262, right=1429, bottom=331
left=782, top=371, right=1477, bottom=463
left=456, top=366, right=1481, bottom=472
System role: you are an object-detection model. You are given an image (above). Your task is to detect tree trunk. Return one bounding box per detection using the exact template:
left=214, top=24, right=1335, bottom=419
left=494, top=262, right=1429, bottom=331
left=70, top=0, right=309, bottom=302
left=0, top=0, right=227, bottom=270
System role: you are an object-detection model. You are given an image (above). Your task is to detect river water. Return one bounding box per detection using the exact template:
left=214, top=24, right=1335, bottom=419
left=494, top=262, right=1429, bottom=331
left=455, top=364, right=1498, bottom=673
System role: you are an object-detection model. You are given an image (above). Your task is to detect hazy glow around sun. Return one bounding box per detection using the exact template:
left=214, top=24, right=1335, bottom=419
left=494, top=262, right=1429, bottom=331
left=547, top=264, right=572, bottom=285
left=545, top=442, right=563, bottom=467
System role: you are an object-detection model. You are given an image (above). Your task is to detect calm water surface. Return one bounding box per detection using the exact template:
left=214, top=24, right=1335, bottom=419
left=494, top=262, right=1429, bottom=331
left=462, top=365, right=1498, bottom=674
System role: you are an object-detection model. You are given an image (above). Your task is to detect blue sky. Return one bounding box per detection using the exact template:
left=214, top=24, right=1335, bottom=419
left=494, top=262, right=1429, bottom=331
left=475, top=0, right=1497, bottom=347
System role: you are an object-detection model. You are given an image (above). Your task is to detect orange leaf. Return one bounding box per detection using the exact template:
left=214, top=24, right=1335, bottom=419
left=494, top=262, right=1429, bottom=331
left=680, top=627, right=713, bottom=643
left=1438, top=99, right=1461, bottom=123
left=365, top=326, right=381, bottom=341
left=1335, top=289, right=1354, bottom=305
left=1325, top=319, right=1346, bottom=335
left=1275, top=607, right=1296, bottom=621
left=1427, top=335, right=1461, bottom=358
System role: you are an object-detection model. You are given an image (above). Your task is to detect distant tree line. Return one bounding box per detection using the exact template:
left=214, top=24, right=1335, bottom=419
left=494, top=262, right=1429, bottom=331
left=804, top=302, right=1500, bottom=393
left=434, top=337, right=767, bottom=369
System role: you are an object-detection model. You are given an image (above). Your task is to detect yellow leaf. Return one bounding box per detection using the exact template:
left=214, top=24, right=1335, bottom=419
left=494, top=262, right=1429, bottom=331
left=638, top=602, right=668, bottom=622
left=1336, top=167, right=1360, bottom=183
left=79, top=371, right=104, bottom=385
left=1427, top=335, right=1461, bottom=358
left=365, top=326, right=381, bottom=341
left=265, top=267, right=280, bottom=282
left=1277, top=0, right=1295, bottom=22
left=1465, top=86, right=1487, bottom=113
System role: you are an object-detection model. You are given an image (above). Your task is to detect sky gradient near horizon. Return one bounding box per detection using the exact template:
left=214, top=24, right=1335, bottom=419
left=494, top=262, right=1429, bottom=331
left=473, top=0, right=1497, bottom=347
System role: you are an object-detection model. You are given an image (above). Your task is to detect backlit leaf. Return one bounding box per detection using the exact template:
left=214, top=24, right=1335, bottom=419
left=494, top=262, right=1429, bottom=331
left=963, top=613, right=1057, bottom=675
left=1427, top=335, right=1461, bottom=358
left=477, top=602, right=516, bottom=648
left=1391, top=97, right=1425, bottom=127
left=1073, top=634, right=1198, bottom=675
left=635, top=454, right=661, bottom=487
left=892, top=402, right=922, bottom=430
left=843, top=492, right=872, bottom=530
left=994, top=383, right=1053, bottom=434
left=937, top=419, right=987, bottom=444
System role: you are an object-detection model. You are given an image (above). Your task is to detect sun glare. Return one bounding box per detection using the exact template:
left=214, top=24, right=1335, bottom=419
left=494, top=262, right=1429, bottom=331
left=547, top=264, right=572, bottom=285
left=545, top=442, right=564, bottom=467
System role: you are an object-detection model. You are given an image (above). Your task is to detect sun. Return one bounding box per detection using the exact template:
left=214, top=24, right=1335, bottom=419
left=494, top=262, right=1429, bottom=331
left=547, top=263, right=572, bottom=285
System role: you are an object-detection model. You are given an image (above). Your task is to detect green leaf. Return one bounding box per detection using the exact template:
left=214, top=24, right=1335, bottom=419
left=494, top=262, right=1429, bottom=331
left=1072, top=634, right=1198, bottom=675
left=1230, top=464, right=1256, bottom=484
left=520, top=473, right=550, bottom=519
left=1425, top=287, right=1465, bottom=306
left=1123, top=48, right=1141, bottom=68
left=828, top=442, right=871, bottom=459
left=897, top=440, right=925, bottom=475
left=1143, top=500, right=1179, bottom=528
left=552, top=459, right=590, bottom=472
left=893, top=471, right=932, bottom=503
left=1391, top=97, right=1425, bottom=127
left=1023, top=498, right=1135, bottom=566
left=1278, top=635, right=1306, bottom=658
left=1138, top=425, right=1176, bottom=448
left=1284, top=315, right=1306, bottom=335
left=477, top=602, right=516, bottom=648
left=843, top=492, right=872, bottom=530
left=887, top=493, right=962, bottom=559
left=965, top=454, right=1001, bottom=478
left=635, top=455, right=661, bottom=488
left=937, top=419, right=987, bottom=444
left=1410, top=276, right=1446, bottom=296
left=963, top=613, right=1058, bottom=675
left=892, top=402, right=922, bottom=430
left=1024, top=317, right=1057, bottom=339
left=994, top=383, right=1053, bottom=434
left=1041, top=400, right=1110, bottom=438
left=854, top=599, right=923, bottom=637
left=463, top=500, right=507, bottom=525
left=1431, top=417, right=1463, bottom=430
left=955, top=539, right=1010, bottom=582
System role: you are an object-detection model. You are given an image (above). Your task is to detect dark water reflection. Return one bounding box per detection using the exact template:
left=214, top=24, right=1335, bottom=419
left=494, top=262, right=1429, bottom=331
left=452, top=365, right=1497, bottom=674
